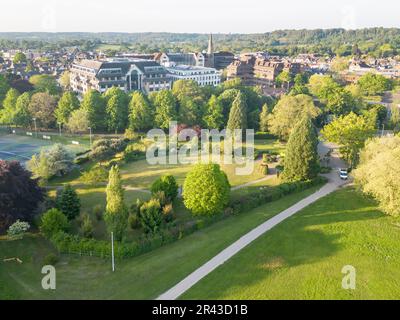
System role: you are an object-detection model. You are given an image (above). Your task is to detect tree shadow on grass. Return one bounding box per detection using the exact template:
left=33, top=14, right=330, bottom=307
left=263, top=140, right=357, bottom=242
left=184, top=190, right=385, bottom=299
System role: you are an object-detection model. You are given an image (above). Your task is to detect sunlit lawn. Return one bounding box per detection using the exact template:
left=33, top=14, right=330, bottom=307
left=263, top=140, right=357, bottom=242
left=182, top=188, right=400, bottom=300
left=0, top=185, right=321, bottom=300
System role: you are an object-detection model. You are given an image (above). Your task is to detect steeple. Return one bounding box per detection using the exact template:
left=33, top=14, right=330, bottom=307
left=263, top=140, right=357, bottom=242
left=207, top=33, right=214, bottom=55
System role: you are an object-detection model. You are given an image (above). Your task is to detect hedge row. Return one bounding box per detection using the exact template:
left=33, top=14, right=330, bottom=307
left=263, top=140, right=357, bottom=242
left=49, top=177, right=327, bottom=259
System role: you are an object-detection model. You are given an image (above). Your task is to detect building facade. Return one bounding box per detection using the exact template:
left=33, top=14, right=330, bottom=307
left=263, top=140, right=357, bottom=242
left=70, top=59, right=172, bottom=95
left=167, top=65, right=222, bottom=87
left=226, top=55, right=301, bottom=87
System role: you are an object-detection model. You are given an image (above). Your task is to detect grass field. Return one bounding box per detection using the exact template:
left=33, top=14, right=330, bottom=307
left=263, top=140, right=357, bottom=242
left=0, top=185, right=321, bottom=300
left=181, top=188, right=400, bottom=300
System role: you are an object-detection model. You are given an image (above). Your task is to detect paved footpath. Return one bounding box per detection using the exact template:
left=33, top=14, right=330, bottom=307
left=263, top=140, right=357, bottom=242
left=157, top=176, right=345, bottom=300
left=157, top=142, right=348, bottom=300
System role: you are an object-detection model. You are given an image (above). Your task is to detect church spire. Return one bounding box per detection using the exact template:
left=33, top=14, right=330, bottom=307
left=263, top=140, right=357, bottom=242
left=207, top=33, right=214, bottom=55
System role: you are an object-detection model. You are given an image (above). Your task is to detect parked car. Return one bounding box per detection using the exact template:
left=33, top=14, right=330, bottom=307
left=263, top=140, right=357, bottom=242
left=339, top=168, right=348, bottom=180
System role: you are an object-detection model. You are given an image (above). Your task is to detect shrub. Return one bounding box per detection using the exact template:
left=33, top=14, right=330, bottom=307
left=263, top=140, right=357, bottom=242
left=7, top=220, right=30, bottom=240
left=43, top=253, right=59, bottom=266
left=81, top=214, right=94, bottom=238
left=183, top=164, right=230, bottom=216
left=89, top=138, right=128, bottom=161
left=40, top=208, right=69, bottom=239
left=259, top=163, right=268, bottom=175
left=153, top=191, right=168, bottom=207
left=93, top=205, right=103, bottom=221
left=124, top=128, right=139, bottom=141
left=139, top=199, right=163, bottom=234
left=56, top=185, right=81, bottom=220
left=80, top=166, right=108, bottom=186
left=162, top=203, right=174, bottom=223
left=123, top=143, right=146, bottom=163
left=128, top=213, right=140, bottom=229
left=150, top=175, right=179, bottom=202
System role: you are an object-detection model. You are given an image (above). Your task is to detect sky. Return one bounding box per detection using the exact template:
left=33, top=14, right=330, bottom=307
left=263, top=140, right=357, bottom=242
left=0, top=0, right=398, bottom=33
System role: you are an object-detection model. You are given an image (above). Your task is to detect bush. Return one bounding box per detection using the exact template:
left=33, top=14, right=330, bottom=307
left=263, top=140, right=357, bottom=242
left=81, top=214, right=94, bottom=238
left=153, top=191, right=168, bottom=207
left=40, top=208, right=69, bottom=239
left=7, top=220, right=30, bottom=240
left=123, top=143, right=146, bottom=163
left=93, top=205, right=103, bottom=221
left=80, top=166, right=108, bottom=186
left=150, top=175, right=179, bottom=202
left=139, top=199, right=163, bottom=234
left=259, top=163, right=268, bottom=175
left=183, top=164, right=230, bottom=216
left=124, top=128, right=139, bottom=141
left=162, top=203, right=174, bottom=223
left=43, top=253, right=59, bottom=266
left=128, top=213, right=140, bottom=229
left=89, top=138, right=128, bottom=161
left=56, top=185, right=81, bottom=220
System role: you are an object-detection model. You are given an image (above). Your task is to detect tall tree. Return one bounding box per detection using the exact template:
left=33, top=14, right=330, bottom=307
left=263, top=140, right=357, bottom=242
left=0, top=74, right=10, bottom=107
left=104, top=87, right=129, bottom=133
left=66, top=108, right=90, bottom=134
left=104, top=166, right=128, bottom=241
left=227, top=91, right=247, bottom=130
left=321, top=112, right=376, bottom=167
left=0, top=160, right=44, bottom=232
left=129, top=91, right=153, bottom=131
left=282, top=116, right=320, bottom=182
left=55, top=91, right=80, bottom=126
left=204, top=95, right=224, bottom=130
left=268, top=94, right=321, bottom=140
left=259, top=103, right=269, bottom=132
left=29, top=74, right=60, bottom=95
left=14, top=92, right=32, bottom=127
left=0, top=88, right=20, bottom=124
left=81, top=89, right=107, bottom=131
left=354, top=136, right=400, bottom=216
left=152, top=90, right=178, bottom=129
left=28, top=92, right=57, bottom=128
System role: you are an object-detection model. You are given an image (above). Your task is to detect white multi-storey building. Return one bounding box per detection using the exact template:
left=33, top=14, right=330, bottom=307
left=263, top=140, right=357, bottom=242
left=167, top=65, right=222, bottom=87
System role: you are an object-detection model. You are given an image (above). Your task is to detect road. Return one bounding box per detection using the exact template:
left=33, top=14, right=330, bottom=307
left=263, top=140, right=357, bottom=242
left=157, top=142, right=348, bottom=300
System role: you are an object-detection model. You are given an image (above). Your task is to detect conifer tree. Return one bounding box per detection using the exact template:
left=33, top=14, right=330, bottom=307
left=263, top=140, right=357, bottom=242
left=259, top=103, right=269, bottom=132
left=56, top=185, right=81, bottom=220
left=282, top=116, right=320, bottom=182
left=227, top=91, right=247, bottom=130
left=104, top=165, right=127, bottom=241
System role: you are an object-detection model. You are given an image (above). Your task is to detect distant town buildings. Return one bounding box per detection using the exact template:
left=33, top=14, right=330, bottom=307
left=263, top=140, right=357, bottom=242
left=226, top=54, right=301, bottom=87
left=70, top=59, right=172, bottom=95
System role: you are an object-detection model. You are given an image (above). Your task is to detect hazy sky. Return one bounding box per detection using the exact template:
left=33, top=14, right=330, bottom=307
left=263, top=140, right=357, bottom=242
left=0, top=0, right=398, bottom=33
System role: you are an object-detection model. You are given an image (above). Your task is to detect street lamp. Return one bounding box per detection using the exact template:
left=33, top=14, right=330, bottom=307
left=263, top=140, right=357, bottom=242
left=32, top=118, right=37, bottom=137
left=88, top=127, right=92, bottom=147
left=58, top=122, right=62, bottom=137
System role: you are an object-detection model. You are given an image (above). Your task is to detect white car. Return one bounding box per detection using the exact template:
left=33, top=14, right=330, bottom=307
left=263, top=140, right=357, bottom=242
left=339, top=169, right=348, bottom=180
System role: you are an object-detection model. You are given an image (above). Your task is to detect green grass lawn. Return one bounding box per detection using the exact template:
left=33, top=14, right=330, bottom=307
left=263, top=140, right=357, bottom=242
left=181, top=187, right=400, bottom=300
left=0, top=185, right=321, bottom=300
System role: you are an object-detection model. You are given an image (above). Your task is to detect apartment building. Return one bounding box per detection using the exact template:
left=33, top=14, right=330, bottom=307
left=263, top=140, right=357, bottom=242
left=167, top=65, right=222, bottom=86
left=70, top=58, right=172, bottom=95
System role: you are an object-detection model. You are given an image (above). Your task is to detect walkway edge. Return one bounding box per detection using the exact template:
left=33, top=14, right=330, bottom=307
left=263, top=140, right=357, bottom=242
left=156, top=181, right=339, bottom=300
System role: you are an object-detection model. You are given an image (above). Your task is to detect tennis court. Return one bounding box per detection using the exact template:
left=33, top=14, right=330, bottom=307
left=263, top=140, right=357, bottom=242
left=0, top=134, right=87, bottom=163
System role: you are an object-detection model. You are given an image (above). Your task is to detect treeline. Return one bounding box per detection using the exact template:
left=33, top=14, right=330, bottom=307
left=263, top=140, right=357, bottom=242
left=0, top=75, right=273, bottom=134
left=1, top=28, right=400, bottom=56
